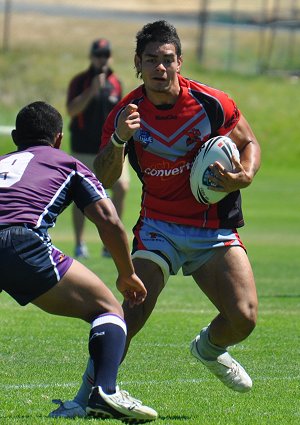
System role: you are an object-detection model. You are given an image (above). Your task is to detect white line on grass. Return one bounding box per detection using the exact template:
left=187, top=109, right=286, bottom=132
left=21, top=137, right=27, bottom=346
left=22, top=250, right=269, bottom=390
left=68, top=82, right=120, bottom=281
left=1, top=375, right=299, bottom=391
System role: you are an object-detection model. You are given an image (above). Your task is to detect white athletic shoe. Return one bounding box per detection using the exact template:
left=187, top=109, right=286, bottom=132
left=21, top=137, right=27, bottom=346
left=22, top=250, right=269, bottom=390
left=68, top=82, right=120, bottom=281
left=102, top=246, right=112, bottom=258
left=190, top=334, right=252, bottom=392
left=86, top=385, right=158, bottom=423
left=74, top=243, right=89, bottom=259
left=48, top=399, right=87, bottom=418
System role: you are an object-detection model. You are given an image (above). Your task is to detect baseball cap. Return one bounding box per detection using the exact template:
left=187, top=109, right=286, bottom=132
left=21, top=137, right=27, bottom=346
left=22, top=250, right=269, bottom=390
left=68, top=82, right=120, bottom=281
left=90, top=38, right=111, bottom=57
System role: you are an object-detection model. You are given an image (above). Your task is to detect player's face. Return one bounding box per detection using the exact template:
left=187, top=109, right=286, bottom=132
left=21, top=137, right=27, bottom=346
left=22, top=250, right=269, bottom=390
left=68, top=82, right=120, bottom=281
left=135, top=42, right=182, bottom=101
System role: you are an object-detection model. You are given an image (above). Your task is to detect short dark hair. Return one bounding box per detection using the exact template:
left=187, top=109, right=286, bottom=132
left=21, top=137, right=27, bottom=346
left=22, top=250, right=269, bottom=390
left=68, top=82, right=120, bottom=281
left=135, top=20, right=182, bottom=58
left=14, top=101, right=63, bottom=147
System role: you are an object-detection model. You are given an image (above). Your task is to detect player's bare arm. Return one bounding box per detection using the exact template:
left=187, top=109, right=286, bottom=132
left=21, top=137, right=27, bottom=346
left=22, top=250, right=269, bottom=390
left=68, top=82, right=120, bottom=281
left=210, top=114, right=261, bottom=192
left=84, top=199, right=133, bottom=276
left=93, top=104, right=140, bottom=187
left=93, top=142, right=125, bottom=188
left=84, top=199, right=147, bottom=305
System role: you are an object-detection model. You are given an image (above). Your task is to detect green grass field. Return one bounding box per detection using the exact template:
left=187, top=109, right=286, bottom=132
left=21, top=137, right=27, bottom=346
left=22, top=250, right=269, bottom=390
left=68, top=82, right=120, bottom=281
left=0, top=10, right=299, bottom=425
left=0, top=105, right=299, bottom=425
left=0, top=165, right=299, bottom=425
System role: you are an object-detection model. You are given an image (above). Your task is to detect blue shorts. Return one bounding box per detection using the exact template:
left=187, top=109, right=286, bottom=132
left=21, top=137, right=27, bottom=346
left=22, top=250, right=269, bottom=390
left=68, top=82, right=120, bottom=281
left=132, top=218, right=245, bottom=284
left=0, top=225, right=73, bottom=306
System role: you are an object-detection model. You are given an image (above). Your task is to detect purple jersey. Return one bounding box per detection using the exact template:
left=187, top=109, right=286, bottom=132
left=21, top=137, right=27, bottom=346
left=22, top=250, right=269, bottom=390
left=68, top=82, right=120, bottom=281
left=0, top=145, right=107, bottom=240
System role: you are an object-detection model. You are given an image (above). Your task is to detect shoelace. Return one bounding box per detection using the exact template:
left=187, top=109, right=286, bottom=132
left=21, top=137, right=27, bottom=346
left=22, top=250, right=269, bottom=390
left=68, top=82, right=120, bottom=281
left=229, top=360, right=240, bottom=377
left=118, top=390, right=142, bottom=408
left=214, top=360, right=241, bottom=383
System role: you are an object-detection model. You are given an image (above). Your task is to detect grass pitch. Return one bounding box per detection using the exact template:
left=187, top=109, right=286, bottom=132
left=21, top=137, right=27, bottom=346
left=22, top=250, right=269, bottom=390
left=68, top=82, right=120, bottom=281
left=0, top=163, right=299, bottom=425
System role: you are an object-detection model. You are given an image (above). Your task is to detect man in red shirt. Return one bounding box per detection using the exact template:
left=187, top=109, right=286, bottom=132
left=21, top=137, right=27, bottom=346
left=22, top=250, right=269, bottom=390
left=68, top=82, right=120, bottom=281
left=67, top=38, right=129, bottom=259
left=50, top=20, right=261, bottom=418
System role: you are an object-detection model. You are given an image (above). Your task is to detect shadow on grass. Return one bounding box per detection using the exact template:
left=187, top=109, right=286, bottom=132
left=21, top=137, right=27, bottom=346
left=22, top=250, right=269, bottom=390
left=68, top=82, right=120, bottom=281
left=158, top=415, right=192, bottom=420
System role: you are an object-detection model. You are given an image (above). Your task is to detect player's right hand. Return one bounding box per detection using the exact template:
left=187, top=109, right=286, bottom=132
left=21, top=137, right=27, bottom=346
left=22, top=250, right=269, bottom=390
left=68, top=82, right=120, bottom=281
left=116, top=272, right=147, bottom=307
left=116, top=104, right=140, bottom=141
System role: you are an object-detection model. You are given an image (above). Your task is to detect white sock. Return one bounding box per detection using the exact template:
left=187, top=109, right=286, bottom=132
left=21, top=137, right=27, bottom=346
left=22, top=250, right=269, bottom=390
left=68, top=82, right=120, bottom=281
left=197, top=326, right=226, bottom=360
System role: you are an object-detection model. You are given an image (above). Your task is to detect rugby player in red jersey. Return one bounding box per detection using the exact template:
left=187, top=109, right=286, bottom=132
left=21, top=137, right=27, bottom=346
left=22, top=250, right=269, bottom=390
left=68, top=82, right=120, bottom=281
left=50, top=20, right=261, bottom=418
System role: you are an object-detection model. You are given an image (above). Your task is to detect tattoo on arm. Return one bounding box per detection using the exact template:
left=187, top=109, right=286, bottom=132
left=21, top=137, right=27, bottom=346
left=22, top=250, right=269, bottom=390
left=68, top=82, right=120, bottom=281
left=94, top=140, right=124, bottom=186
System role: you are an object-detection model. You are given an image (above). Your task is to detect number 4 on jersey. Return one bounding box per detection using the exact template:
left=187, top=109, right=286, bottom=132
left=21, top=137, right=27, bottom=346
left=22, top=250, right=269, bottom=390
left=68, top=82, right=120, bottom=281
left=0, top=152, right=34, bottom=187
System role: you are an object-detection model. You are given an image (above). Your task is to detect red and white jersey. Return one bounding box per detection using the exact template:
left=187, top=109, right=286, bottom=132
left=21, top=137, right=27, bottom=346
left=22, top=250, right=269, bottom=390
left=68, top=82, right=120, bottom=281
left=102, top=74, right=244, bottom=229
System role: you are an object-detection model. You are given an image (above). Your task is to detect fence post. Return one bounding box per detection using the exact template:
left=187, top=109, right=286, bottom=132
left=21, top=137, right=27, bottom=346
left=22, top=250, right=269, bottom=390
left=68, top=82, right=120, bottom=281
left=3, top=0, right=12, bottom=52
left=227, top=0, right=238, bottom=71
left=197, top=0, right=209, bottom=64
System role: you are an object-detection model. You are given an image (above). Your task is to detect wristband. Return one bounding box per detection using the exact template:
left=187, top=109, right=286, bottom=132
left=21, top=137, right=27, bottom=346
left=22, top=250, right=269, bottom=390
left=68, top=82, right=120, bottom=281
left=111, top=132, right=127, bottom=148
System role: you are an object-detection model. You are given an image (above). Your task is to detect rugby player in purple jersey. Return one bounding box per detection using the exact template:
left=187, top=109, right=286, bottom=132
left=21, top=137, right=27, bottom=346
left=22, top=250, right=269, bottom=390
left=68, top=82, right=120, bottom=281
left=0, top=101, right=157, bottom=422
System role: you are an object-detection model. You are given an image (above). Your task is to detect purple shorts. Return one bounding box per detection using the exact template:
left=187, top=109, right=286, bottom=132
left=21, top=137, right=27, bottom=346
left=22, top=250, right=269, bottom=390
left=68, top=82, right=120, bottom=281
left=0, top=225, right=73, bottom=305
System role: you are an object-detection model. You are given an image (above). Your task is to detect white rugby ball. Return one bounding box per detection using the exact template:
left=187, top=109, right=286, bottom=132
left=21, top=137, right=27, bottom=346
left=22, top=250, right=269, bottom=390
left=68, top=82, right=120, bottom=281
left=190, top=136, right=240, bottom=205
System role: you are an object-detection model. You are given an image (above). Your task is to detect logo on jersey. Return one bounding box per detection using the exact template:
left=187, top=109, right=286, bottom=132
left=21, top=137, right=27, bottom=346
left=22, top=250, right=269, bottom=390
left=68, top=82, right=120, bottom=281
left=144, top=160, right=192, bottom=181
left=186, top=128, right=202, bottom=146
left=138, top=130, right=153, bottom=148
left=58, top=253, right=66, bottom=262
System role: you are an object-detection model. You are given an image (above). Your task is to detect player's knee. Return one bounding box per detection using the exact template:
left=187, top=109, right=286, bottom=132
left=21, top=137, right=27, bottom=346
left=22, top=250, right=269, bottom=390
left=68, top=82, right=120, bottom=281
left=121, top=180, right=130, bottom=194
left=104, top=298, right=124, bottom=318
left=113, top=180, right=129, bottom=197
left=231, top=301, right=257, bottom=339
left=84, top=298, right=123, bottom=323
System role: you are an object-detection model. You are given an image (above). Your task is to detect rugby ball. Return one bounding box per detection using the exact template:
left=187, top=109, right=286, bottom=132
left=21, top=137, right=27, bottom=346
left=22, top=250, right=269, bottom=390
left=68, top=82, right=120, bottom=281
left=190, top=136, right=240, bottom=205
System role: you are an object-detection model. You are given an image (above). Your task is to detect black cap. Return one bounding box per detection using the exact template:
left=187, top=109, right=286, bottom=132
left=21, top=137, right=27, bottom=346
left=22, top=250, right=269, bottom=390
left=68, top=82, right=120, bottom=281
left=90, top=38, right=111, bottom=58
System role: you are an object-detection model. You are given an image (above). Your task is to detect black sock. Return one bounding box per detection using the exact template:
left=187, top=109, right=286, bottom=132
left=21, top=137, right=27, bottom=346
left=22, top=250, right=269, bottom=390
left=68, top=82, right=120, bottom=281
left=89, top=313, right=126, bottom=395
